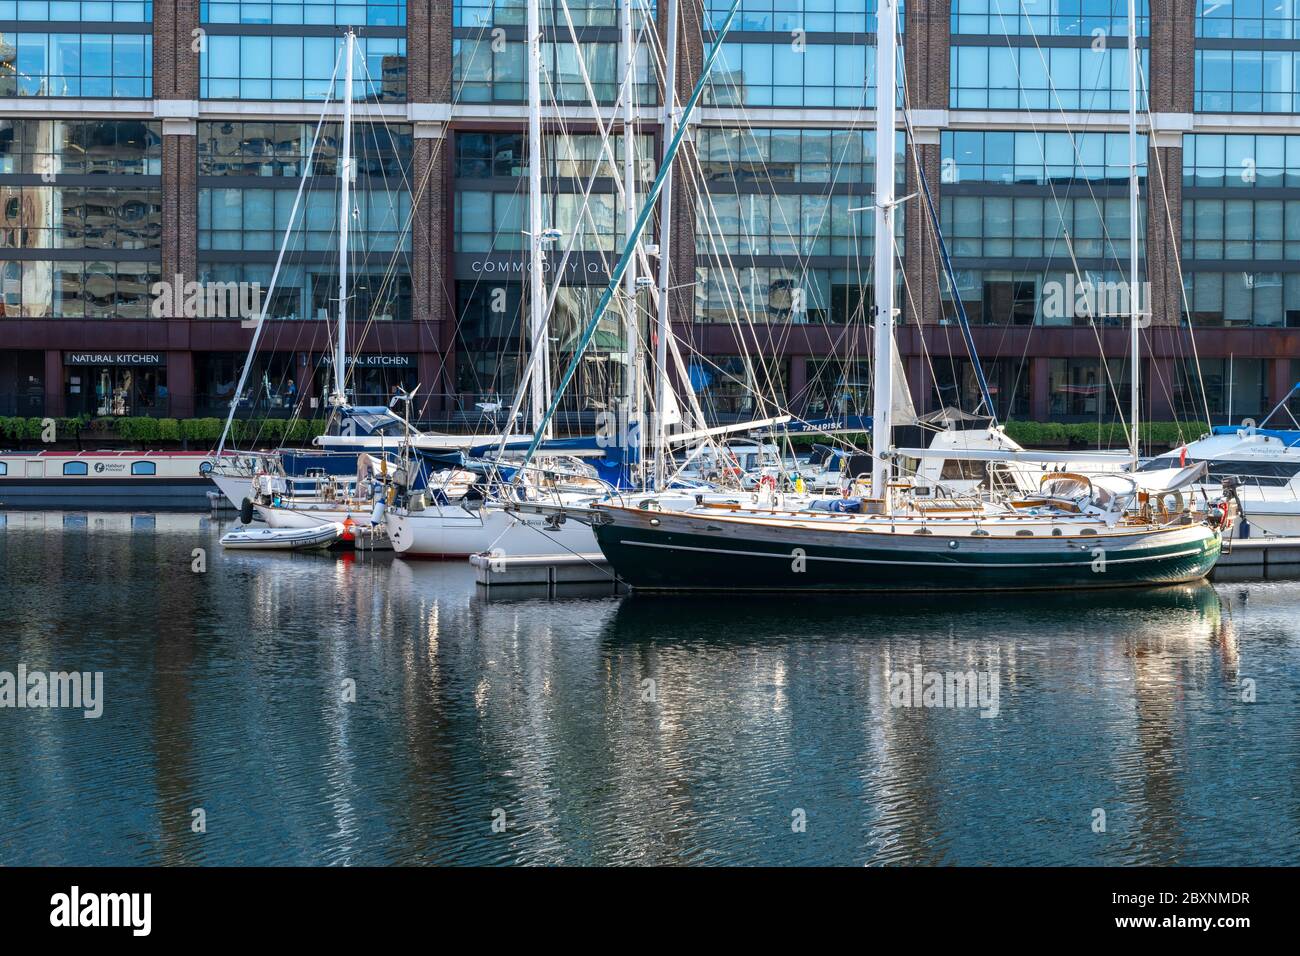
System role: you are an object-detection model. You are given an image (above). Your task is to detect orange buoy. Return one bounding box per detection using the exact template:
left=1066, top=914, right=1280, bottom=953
left=341, top=516, right=356, bottom=542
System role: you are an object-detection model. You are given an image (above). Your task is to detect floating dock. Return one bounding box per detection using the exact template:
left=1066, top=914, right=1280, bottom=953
left=1217, top=535, right=1300, bottom=569
left=470, top=551, right=620, bottom=594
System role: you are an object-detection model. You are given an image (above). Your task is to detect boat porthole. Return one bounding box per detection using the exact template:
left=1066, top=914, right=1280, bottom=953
left=649, top=518, right=660, bottom=526
left=972, top=529, right=989, bottom=537
left=1016, top=529, right=1033, bottom=537
left=1051, top=527, right=1063, bottom=536
left=948, top=540, right=959, bottom=550
left=1081, top=528, right=1097, bottom=536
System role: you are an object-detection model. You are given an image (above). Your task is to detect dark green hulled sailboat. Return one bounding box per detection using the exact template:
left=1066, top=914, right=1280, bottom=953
left=589, top=501, right=1221, bottom=593
left=586, top=0, right=1223, bottom=593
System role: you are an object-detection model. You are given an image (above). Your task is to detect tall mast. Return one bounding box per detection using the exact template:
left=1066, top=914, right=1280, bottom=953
left=654, top=0, right=679, bottom=488
left=870, top=0, right=898, bottom=505
left=527, top=0, right=551, bottom=437
left=622, top=0, right=642, bottom=476
left=332, top=29, right=356, bottom=407
left=1127, top=0, right=1141, bottom=468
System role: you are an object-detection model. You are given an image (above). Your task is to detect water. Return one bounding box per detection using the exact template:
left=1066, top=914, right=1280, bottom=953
left=1, top=510, right=1297, bottom=866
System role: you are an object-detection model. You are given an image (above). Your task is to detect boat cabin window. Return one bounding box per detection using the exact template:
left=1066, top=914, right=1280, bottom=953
left=131, top=461, right=156, bottom=476
left=63, top=461, right=88, bottom=475
left=1040, top=477, right=1090, bottom=500
left=0, top=462, right=6, bottom=475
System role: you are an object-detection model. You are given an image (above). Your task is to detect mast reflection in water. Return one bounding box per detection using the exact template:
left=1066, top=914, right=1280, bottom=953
left=0, top=512, right=1294, bottom=865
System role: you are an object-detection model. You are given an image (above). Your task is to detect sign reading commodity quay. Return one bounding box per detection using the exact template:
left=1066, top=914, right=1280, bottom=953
left=63, top=352, right=167, bottom=366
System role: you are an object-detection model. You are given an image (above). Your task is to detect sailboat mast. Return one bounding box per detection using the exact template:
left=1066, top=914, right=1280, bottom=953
left=622, top=0, right=642, bottom=475
left=527, top=0, right=551, bottom=438
left=332, top=29, right=355, bottom=407
left=870, top=0, right=898, bottom=505
left=1127, top=0, right=1141, bottom=468
left=654, top=0, right=679, bottom=488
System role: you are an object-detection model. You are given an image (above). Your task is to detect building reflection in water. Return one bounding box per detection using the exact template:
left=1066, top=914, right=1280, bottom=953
left=6, top=516, right=1298, bottom=865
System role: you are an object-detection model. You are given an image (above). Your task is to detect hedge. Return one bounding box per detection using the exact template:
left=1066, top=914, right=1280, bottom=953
left=0, top=416, right=326, bottom=446
left=1, top=415, right=1208, bottom=450
left=1001, top=420, right=1210, bottom=448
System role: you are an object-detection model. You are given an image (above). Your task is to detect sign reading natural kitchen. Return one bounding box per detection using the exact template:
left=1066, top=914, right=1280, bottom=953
left=64, top=353, right=166, bottom=366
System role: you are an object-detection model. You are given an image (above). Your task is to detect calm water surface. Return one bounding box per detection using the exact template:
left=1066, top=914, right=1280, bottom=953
left=1, top=510, right=1297, bottom=865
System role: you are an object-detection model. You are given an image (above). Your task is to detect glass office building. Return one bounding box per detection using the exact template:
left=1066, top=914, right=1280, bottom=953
left=0, top=1, right=1291, bottom=425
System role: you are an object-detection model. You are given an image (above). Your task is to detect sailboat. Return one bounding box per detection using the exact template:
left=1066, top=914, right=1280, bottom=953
left=578, top=0, right=1223, bottom=591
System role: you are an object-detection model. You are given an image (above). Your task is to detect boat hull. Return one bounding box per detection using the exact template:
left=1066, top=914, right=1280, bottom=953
left=386, top=503, right=597, bottom=558
left=592, top=508, right=1222, bottom=592
left=219, top=522, right=344, bottom=551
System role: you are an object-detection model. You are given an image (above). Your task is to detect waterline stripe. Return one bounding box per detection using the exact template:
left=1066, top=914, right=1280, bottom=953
left=621, top=539, right=1210, bottom=569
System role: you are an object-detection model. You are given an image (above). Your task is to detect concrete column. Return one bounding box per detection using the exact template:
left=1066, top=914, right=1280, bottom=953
left=905, top=0, right=951, bottom=110
left=44, top=349, right=65, bottom=418
left=1148, top=0, right=1196, bottom=115
left=154, top=0, right=200, bottom=100
left=407, top=1, right=452, bottom=103
left=1145, top=2, right=1195, bottom=332
left=408, top=2, right=453, bottom=413
left=666, top=0, right=703, bottom=329
left=1147, top=141, right=1184, bottom=329
left=411, top=123, right=450, bottom=412
left=904, top=139, right=944, bottom=326
left=155, top=2, right=200, bottom=303
left=160, top=122, right=198, bottom=296
left=902, top=3, right=949, bottom=328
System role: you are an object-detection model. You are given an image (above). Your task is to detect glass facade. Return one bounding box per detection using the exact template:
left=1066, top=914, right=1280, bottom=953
left=696, top=127, right=897, bottom=185
left=201, top=1, right=405, bottom=25
left=452, top=39, right=655, bottom=105
left=0, top=31, right=153, bottom=97
left=951, top=45, right=1147, bottom=110
left=0, top=4, right=1294, bottom=427
left=696, top=265, right=883, bottom=327
left=939, top=128, right=1145, bottom=327
left=200, top=34, right=405, bottom=101
left=1183, top=134, right=1300, bottom=327
left=0, top=120, right=161, bottom=320
left=0, top=1, right=152, bottom=19
left=1197, top=1, right=1300, bottom=39
left=454, top=0, right=654, bottom=28
left=942, top=130, right=1144, bottom=185
left=952, top=0, right=1149, bottom=36
left=1195, top=48, right=1300, bottom=112
left=706, top=42, right=879, bottom=108
left=1183, top=132, right=1300, bottom=188
left=197, top=120, right=412, bottom=322
left=705, top=0, right=881, bottom=33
